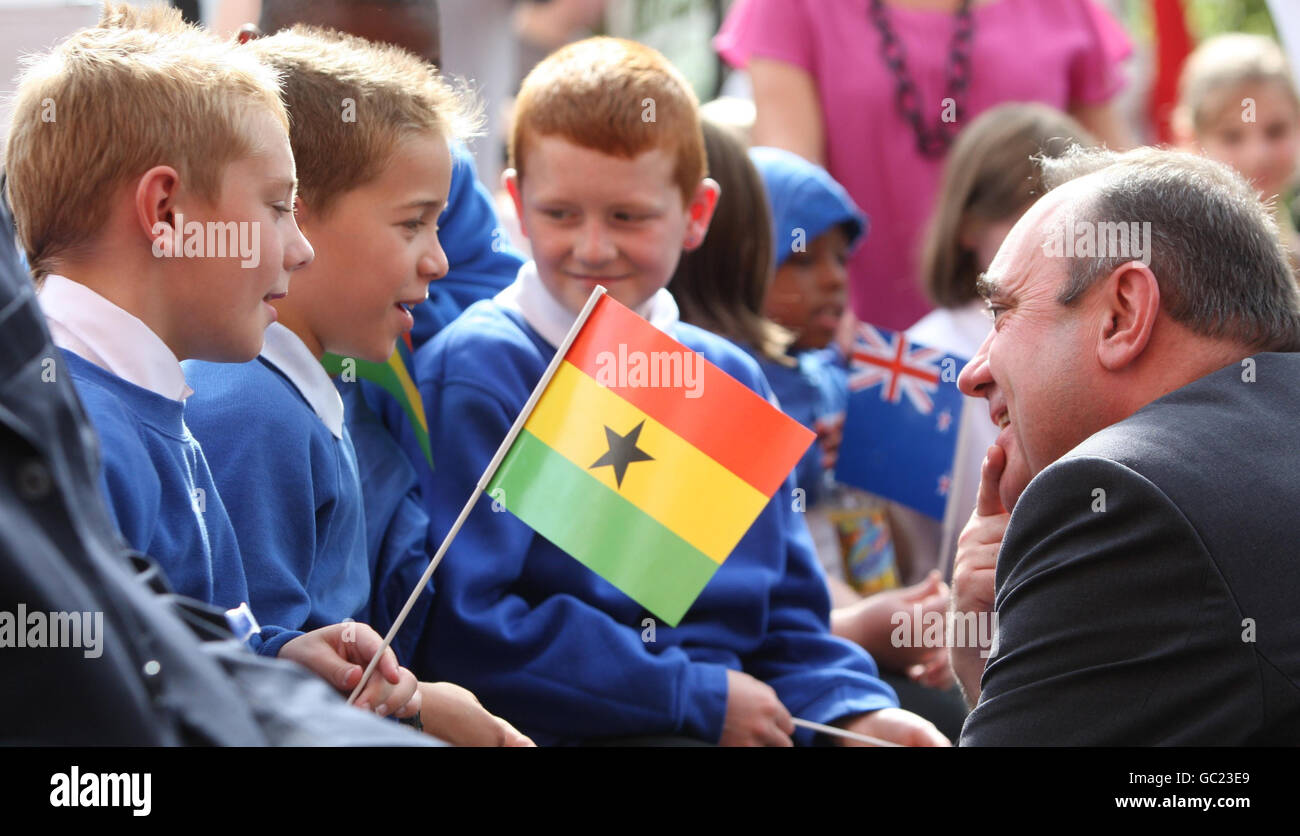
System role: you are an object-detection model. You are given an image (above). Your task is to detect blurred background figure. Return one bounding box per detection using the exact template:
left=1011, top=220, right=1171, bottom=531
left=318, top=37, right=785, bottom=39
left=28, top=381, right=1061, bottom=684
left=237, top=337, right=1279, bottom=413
left=714, top=0, right=1133, bottom=334
left=1173, top=32, right=1300, bottom=270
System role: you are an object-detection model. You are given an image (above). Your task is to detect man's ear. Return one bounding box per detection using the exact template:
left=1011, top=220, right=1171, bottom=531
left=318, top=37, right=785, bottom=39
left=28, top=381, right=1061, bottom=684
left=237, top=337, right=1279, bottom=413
left=1096, top=261, right=1161, bottom=372
left=135, top=166, right=181, bottom=254
left=503, top=168, right=528, bottom=239
left=683, top=177, right=720, bottom=252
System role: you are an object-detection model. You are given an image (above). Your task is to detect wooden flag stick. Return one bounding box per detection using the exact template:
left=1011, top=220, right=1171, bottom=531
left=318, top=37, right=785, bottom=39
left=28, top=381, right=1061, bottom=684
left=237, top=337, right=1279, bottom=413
left=347, top=285, right=608, bottom=706
left=791, top=717, right=903, bottom=747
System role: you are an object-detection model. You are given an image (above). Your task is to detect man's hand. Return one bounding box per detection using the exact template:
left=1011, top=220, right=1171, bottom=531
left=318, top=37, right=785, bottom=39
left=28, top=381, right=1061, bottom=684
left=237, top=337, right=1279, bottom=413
left=830, top=571, right=954, bottom=688
left=418, top=682, right=535, bottom=747
left=949, top=445, right=1010, bottom=707
left=278, top=622, right=421, bottom=719
left=720, top=669, right=795, bottom=746
left=835, top=707, right=950, bottom=747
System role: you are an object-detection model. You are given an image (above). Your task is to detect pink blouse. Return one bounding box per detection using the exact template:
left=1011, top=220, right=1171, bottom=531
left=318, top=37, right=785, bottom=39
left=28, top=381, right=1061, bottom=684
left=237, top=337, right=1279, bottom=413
left=717, top=0, right=1132, bottom=330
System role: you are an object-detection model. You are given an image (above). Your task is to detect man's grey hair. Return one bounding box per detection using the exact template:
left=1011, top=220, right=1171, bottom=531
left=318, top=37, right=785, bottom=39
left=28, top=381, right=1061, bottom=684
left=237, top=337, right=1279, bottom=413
left=1039, top=145, right=1300, bottom=352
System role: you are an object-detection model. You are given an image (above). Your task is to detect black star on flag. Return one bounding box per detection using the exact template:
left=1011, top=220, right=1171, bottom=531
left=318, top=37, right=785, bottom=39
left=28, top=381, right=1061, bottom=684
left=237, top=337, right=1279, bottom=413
left=589, top=420, right=654, bottom=488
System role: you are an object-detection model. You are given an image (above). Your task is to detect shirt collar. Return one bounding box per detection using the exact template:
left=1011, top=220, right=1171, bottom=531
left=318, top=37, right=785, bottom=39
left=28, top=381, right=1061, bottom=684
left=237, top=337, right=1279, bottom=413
left=494, top=260, right=680, bottom=348
left=258, top=322, right=345, bottom=439
left=38, top=274, right=193, bottom=401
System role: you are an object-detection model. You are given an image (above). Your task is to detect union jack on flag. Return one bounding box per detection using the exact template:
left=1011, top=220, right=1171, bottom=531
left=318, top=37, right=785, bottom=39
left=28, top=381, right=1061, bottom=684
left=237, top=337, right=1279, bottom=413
left=835, top=324, right=968, bottom=520
left=847, top=324, right=945, bottom=414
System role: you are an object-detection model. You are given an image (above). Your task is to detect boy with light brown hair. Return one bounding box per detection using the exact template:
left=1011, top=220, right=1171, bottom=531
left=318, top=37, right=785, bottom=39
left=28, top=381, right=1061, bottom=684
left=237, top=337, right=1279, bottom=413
left=182, top=25, right=530, bottom=745
left=4, top=3, right=420, bottom=718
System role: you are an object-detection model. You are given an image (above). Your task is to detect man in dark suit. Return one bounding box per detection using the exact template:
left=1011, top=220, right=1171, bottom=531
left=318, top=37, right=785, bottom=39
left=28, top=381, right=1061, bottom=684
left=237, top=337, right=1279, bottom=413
left=947, top=147, right=1300, bottom=745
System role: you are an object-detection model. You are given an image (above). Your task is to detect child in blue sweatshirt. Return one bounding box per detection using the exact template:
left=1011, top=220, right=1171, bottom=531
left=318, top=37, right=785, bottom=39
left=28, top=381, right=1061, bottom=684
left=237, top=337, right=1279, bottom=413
left=412, top=38, right=948, bottom=747
left=184, top=26, right=530, bottom=746
left=251, top=0, right=526, bottom=515
left=672, top=129, right=967, bottom=739
left=13, top=6, right=418, bottom=718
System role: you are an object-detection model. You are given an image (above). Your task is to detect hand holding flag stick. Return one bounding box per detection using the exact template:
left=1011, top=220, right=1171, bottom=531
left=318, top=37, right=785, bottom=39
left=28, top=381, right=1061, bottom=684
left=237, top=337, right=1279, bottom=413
left=791, top=718, right=903, bottom=747
left=346, top=286, right=611, bottom=705
left=344, top=289, right=890, bottom=748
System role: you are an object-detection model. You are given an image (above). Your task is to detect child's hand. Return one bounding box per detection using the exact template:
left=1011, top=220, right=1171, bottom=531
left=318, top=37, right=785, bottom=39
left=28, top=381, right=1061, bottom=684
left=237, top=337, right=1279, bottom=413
left=814, top=413, right=845, bottom=471
left=835, top=707, right=950, bottom=747
left=949, top=445, right=1010, bottom=707
left=831, top=570, right=952, bottom=687
left=417, top=682, right=535, bottom=747
left=720, top=670, right=794, bottom=746
left=278, top=622, right=421, bottom=719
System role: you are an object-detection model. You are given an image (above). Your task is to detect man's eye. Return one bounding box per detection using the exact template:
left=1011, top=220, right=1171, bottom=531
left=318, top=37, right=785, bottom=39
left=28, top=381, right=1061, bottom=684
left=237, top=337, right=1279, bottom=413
left=402, top=220, right=427, bottom=231
left=985, top=303, right=1006, bottom=323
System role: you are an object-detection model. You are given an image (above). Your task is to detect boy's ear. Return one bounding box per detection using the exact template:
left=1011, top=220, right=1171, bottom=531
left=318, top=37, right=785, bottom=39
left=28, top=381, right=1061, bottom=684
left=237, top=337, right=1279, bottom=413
left=503, top=169, right=528, bottom=239
left=135, top=165, right=181, bottom=253
left=683, top=177, right=720, bottom=252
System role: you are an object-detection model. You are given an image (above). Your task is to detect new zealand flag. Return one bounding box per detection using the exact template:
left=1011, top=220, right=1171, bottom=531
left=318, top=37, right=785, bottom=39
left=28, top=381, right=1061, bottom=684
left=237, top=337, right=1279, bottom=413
left=834, top=324, right=967, bottom=519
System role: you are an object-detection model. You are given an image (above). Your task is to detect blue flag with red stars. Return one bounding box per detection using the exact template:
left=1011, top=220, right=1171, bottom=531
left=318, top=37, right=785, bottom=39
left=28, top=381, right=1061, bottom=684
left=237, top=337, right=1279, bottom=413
left=834, top=323, right=967, bottom=520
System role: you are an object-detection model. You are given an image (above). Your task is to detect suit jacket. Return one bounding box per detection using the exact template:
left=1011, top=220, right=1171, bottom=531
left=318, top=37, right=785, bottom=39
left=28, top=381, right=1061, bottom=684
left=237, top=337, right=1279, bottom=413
left=961, top=353, right=1300, bottom=745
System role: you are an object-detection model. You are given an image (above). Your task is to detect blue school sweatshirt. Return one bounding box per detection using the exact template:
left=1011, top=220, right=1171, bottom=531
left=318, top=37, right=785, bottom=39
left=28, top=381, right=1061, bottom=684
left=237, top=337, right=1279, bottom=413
left=413, top=301, right=898, bottom=745
left=64, top=351, right=297, bottom=656
left=750, top=346, right=849, bottom=507
left=183, top=357, right=371, bottom=639
left=336, top=382, right=436, bottom=667
left=183, top=356, right=436, bottom=669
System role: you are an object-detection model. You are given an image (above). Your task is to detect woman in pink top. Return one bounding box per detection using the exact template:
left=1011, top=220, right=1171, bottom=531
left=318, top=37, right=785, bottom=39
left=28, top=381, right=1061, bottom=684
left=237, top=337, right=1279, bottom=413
left=716, top=0, right=1132, bottom=330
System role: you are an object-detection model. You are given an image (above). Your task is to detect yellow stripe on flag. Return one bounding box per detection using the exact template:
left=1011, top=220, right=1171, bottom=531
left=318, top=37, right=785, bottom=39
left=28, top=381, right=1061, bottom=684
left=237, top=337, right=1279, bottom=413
left=525, top=361, right=770, bottom=563
left=389, top=352, right=428, bottom=433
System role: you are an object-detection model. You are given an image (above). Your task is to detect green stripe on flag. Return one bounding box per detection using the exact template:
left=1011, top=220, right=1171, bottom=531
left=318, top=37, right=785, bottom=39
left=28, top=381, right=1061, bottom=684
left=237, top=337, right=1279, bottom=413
left=322, top=351, right=433, bottom=468
left=489, top=429, right=720, bottom=626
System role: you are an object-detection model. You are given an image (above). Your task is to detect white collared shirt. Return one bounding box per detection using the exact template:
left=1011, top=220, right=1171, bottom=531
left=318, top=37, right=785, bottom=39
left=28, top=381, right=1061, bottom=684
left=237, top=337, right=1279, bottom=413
left=38, top=274, right=194, bottom=401
left=258, top=322, right=345, bottom=439
left=494, top=261, right=680, bottom=349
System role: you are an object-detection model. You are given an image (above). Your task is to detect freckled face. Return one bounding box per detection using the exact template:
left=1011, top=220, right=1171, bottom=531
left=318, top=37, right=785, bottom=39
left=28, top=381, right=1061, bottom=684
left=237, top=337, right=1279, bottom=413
left=509, top=135, right=713, bottom=316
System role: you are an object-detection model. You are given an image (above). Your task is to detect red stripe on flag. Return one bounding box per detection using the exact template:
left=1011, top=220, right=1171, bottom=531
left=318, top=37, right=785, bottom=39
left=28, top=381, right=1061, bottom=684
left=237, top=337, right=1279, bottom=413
left=563, top=295, right=814, bottom=497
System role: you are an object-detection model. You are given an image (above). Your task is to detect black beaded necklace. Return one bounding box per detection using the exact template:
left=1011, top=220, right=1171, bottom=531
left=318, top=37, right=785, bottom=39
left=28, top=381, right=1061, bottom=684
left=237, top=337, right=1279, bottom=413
left=868, top=0, right=975, bottom=158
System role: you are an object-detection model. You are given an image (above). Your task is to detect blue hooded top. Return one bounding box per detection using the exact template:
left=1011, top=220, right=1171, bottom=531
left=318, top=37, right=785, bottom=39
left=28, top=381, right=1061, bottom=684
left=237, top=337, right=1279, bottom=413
left=745, top=147, right=865, bottom=504
left=748, top=146, right=867, bottom=268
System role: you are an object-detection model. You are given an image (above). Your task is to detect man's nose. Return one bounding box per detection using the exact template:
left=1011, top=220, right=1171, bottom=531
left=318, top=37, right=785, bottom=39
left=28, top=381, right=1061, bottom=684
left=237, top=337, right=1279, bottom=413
left=958, top=327, right=995, bottom=398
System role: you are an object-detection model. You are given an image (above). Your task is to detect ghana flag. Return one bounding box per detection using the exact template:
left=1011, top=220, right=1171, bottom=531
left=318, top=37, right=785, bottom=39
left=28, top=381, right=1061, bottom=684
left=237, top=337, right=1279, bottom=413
left=321, top=334, right=433, bottom=468
left=487, top=291, right=814, bottom=626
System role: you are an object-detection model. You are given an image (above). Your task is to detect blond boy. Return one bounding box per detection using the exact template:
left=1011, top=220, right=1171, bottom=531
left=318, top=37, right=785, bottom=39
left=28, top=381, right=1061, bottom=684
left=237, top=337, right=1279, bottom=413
left=4, top=4, right=418, bottom=717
